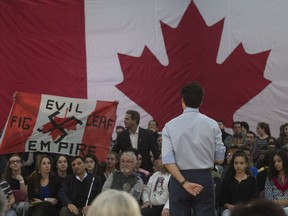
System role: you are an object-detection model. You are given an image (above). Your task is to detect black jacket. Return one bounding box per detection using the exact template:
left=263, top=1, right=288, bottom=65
left=58, top=173, right=102, bottom=207
left=112, top=127, right=160, bottom=172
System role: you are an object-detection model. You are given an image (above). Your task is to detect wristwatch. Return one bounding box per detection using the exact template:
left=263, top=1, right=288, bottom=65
left=180, top=179, right=187, bottom=186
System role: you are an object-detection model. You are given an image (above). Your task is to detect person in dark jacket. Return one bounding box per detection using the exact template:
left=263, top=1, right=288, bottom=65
left=27, top=154, right=61, bottom=216
left=58, top=156, right=102, bottom=216
left=112, top=110, right=160, bottom=173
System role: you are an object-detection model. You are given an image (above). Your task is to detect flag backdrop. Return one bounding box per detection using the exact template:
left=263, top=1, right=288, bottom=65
left=0, top=92, right=117, bottom=161
left=1, top=0, right=288, bottom=139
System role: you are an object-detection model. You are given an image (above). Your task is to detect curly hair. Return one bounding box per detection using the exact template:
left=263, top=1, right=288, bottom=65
left=267, top=150, right=288, bottom=180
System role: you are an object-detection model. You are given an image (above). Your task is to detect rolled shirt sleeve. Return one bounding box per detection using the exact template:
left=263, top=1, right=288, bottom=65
left=214, top=126, right=226, bottom=161
left=161, top=126, right=176, bottom=165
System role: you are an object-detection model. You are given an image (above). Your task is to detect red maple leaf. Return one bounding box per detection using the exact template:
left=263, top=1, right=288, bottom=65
left=116, top=2, right=271, bottom=129
left=39, top=115, right=82, bottom=142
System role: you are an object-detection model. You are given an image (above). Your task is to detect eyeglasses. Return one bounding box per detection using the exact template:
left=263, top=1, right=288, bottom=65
left=120, top=160, right=134, bottom=164
left=10, top=160, right=21, bottom=164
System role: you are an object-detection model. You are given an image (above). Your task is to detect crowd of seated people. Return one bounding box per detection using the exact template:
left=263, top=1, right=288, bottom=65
left=1, top=118, right=288, bottom=216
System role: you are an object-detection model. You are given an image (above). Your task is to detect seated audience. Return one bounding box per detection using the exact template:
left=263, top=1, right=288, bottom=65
left=278, top=123, right=288, bottom=151
left=221, top=146, right=239, bottom=180
left=230, top=199, right=285, bottom=216
left=1, top=154, right=29, bottom=216
left=27, top=154, right=61, bottom=216
left=141, top=156, right=170, bottom=216
left=241, top=121, right=249, bottom=136
left=221, top=150, right=258, bottom=216
left=244, top=131, right=261, bottom=164
left=224, top=121, right=245, bottom=149
left=256, top=149, right=275, bottom=195
left=264, top=150, right=288, bottom=214
left=52, top=155, right=72, bottom=184
left=129, top=148, right=149, bottom=183
left=217, top=120, right=231, bottom=142
left=102, top=151, right=143, bottom=201
left=255, top=122, right=271, bottom=150
left=102, top=151, right=118, bottom=181
left=58, top=156, right=102, bottom=216
left=0, top=189, right=6, bottom=216
left=0, top=180, right=16, bottom=216
left=84, top=153, right=105, bottom=185
left=239, top=146, right=258, bottom=177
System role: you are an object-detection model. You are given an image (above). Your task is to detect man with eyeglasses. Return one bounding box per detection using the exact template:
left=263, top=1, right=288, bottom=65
left=102, top=151, right=143, bottom=201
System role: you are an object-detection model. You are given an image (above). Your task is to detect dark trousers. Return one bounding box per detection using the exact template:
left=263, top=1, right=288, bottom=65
left=169, top=169, right=215, bottom=216
left=141, top=204, right=164, bottom=216
left=59, top=207, right=83, bottom=216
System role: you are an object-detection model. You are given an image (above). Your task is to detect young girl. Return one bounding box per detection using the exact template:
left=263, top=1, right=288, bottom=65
left=265, top=150, right=288, bottom=214
left=221, top=150, right=258, bottom=216
left=52, top=154, right=72, bottom=184
left=84, top=153, right=105, bottom=184
left=1, top=154, right=30, bottom=216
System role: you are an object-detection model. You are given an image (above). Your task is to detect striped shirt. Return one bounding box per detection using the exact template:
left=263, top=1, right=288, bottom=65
left=0, top=180, right=13, bottom=200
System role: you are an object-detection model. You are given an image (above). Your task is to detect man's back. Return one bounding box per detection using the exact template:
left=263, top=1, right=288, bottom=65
left=162, top=108, right=221, bottom=170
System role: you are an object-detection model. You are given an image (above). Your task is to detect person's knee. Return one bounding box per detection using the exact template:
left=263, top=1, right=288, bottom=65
left=5, top=209, right=17, bottom=216
left=15, top=202, right=30, bottom=216
left=59, top=206, right=72, bottom=216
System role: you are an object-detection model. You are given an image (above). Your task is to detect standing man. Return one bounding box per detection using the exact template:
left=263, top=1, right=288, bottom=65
left=162, top=82, right=226, bottom=216
left=112, top=110, right=160, bottom=173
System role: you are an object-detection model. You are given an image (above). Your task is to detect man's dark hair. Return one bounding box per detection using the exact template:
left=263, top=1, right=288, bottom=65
left=232, top=121, right=242, bottom=128
left=246, top=130, right=256, bottom=138
left=231, top=200, right=285, bottom=216
left=217, top=120, right=225, bottom=125
left=181, top=82, right=204, bottom=108
left=241, top=121, right=249, bottom=131
left=148, top=120, right=158, bottom=127
left=116, top=125, right=125, bottom=130
left=126, top=110, right=140, bottom=125
left=71, top=156, right=84, bottom=163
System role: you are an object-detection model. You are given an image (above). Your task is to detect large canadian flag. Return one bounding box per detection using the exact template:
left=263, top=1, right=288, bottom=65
left=0, top=0, right=287, bottom=139
left=0, top=92, right=117, bottom=161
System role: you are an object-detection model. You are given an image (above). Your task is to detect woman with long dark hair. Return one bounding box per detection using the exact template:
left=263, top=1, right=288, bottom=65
left=265, top=150, right=288, bottom=214
left=278, top=123, right=288, bottom=150
left=221, top=150, right=258, bottom=216
left=27, top=155, right=61, bottom=216
left=255, top=122, right=271, bottom=150
left=1, top=154, right=30, bottom=216
left=84, top=153, right=105, bottom=184
left=52, top=154, right=72, bottom=184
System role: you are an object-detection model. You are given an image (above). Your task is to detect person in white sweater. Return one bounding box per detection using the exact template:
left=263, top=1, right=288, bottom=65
left=141, top=157, right=170, bottom=216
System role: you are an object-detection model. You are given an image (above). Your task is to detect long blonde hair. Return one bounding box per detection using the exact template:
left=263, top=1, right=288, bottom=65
left=87, top=189, right=141, bottom=216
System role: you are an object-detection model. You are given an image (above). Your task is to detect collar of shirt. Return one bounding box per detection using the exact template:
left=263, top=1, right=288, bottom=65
left=129, top=126, right=139, bottom=135
left=75, top=171, right=88, bottom=182
left=129, top=126, right=139, bottom=149
left=183, top=107, right=199, bottom=113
